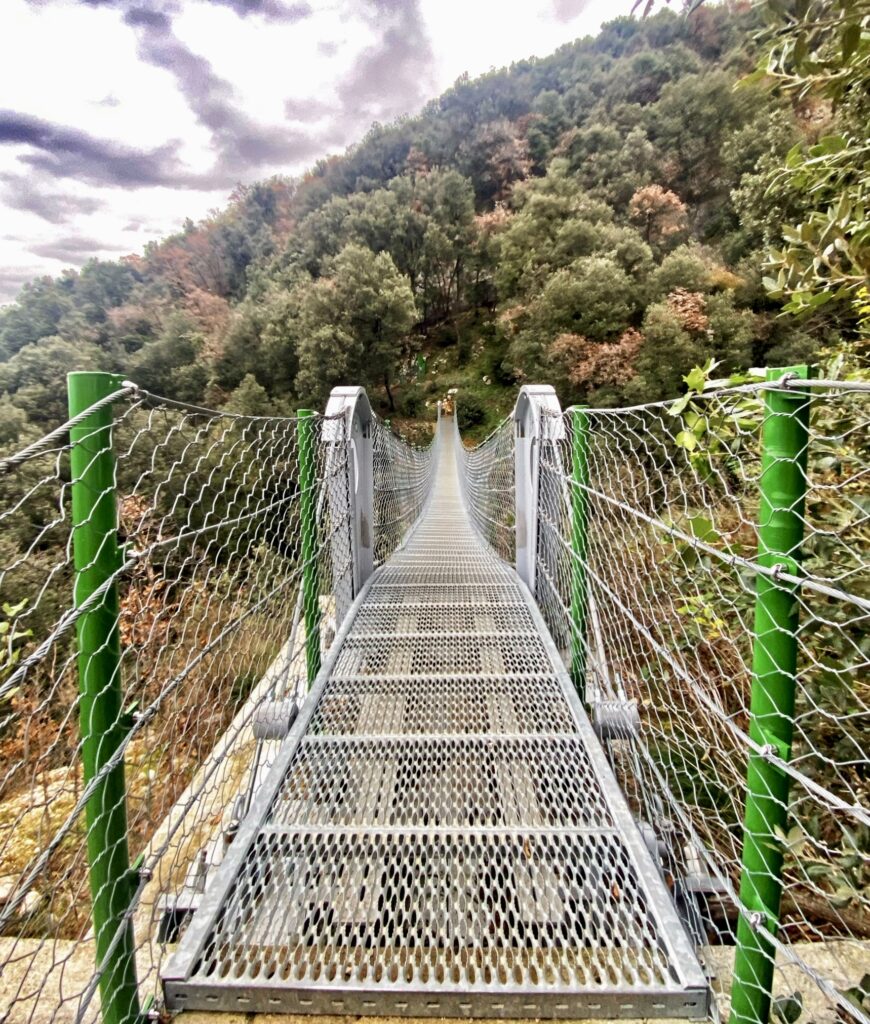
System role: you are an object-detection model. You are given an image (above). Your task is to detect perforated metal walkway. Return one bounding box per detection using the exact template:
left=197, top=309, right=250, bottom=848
left=162, top=418, right=708, bottom=1019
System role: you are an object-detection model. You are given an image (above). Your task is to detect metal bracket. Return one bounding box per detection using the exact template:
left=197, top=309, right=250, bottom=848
left=325, top=387, right=374, bottom=626
left=592, top=700, right=641, bottom=742
left=512, top=385, right=564, bottom=592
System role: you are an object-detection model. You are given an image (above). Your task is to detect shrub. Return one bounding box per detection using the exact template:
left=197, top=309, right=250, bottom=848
left=402, top=390, right=423, bottom=417
left=457, top=394, right=486, bottom=430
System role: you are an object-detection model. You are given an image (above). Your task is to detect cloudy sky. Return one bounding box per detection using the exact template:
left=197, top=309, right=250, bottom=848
left=0, top=0, right=624, bottom=303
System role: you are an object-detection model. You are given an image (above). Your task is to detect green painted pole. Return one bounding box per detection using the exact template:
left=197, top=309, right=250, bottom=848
left=297, top=410, right=321, bottom=686
left=569, top=407, right=589, bottom=700
left=67, top=372, right=140, bottom=1024
left=730, top=365, right=811, bottom=1024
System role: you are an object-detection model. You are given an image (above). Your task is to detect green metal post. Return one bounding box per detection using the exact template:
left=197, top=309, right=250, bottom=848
left=67, top=372, right=140, bottom=1024
left=569, top=407, right=589, bottom=700
left=730, top=366, right=811, bottom=1024
left=297, top=410, right=321, bottom=685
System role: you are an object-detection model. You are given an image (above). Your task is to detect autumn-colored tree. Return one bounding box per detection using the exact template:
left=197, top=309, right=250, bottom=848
left=666, top=287, right=710, bottom=334
left=629, top=184, right=689, bottom=251
left=548, top=329, right=645, bottom=391
left=405, top=146, right=430, bottom=177
left=458, top=119, right=532, bottom=205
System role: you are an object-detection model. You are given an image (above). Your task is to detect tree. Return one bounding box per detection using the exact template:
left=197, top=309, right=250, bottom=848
left=508, top=255, right=637, bottom=377
left=457, top=118, right=532, bottom=205
left=629, top=184, right=689, bottom=251
left=525, top=90, right=569, bottom=169
left=0, top=277, right=74, bottom=359
left=215, top=285, right=303, bottom=396
left=295, top=244, right=416, bottom=409
left=131, top=314, right=208, bottom=403
left=648, top=244, right=711, bottom=299
left=225, top=374, right=278, bottom=416
left=531, top=256, right=636, bottom=342
left=643, top=0, right=870, bottom=321
left=494, top=161, right=614, bottom=299
left=0, top=336, right=106, bottom=424
left=751, top=1, right=870, bottom=318
left=548, top=328, right=644, bottom=402
left=629, top=300, right=700, bottom=400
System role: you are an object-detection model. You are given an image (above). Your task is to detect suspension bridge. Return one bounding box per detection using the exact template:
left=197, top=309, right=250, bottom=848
left=0, top=372, right=866, bottom=1024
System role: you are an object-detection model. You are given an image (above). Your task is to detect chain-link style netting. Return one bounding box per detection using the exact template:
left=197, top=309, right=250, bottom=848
left=0, top=385, right=436, bottom=1024
left=458, top=380, right=868, bottom=1023
left=372, top=414, right=438, bottom=566
left=453, top=414, right=515, bottom=563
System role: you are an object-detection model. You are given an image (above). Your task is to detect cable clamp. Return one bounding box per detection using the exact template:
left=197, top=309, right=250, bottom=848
left=770, top=562, right=788, bottom=581
left=759, top=743, right=778, bottom=760
left=749, top=910, right=766, bottom=931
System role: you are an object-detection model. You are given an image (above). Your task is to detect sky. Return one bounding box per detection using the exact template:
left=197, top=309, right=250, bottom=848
left=0, top=0, right=625, bottom=304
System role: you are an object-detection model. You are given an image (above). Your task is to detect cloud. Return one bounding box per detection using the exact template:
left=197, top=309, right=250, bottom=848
left=15, top=0, right=432, bottom=193
left=283, top=96, right=334, bottom=122
left=29, top=234, right=128, bottom=264
left=28, top=0, right=312, bottom=20
left=551, top=0, right=593, bottom=21
left=209, top=0, right=312, bottom=22
left=0, top=103, right=310, bottom=192
left=124, top=5, right=172, bottom=29
left=0, top=108, right=190, bottom=187
left=0, top=266, right=48, bottom=304
left=336, top=0, right=436, bottom=125
left=0, top=176, right=106, bottom=224
left=122, top=6, right=325, bottom=174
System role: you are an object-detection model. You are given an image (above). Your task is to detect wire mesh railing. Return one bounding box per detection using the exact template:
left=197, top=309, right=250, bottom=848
left=456, top=373, right=868, bottom=1024
left=453, top=414, right=515, bottom=563
left=0, top=375, right=436, bottom=1024
left=372, top=413, right=438, bottom=566
left=2, top=367, right=865, bottom=1024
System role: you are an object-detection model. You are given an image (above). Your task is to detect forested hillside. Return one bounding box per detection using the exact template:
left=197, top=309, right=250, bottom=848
left=0, top=2, right=863, bottom=445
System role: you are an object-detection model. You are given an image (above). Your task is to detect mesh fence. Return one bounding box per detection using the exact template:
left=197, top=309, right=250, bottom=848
left=372, top=414, right=438, bottom=566
left=1, top=371, right=865, bottom=1024
left=0, top=382, right=432, bottom=1024
left=457, top=378, right=868, bottom=1024
left=453, top=414, right=515, bottom=563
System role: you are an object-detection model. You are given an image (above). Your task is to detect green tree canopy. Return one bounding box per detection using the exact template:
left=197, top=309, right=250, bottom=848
left=295, top=244, right=416, bottom=408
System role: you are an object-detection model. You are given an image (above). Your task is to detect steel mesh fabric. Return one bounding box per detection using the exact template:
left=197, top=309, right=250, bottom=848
left=454, top=413, right=515, bottom=562
left=372, top=414, right=437, bottom=566
left=0, top=388, right=351, bottom=1024
left=524, top=381, right=869, bottom=1024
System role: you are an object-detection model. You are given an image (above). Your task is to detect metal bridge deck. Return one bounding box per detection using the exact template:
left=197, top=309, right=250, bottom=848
left=162, top=419, right=708, bottom=1019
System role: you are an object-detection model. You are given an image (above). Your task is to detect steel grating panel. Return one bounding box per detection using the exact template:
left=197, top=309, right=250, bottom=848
left=270, top=737, right=612, bottom=828
left=332, top=634, right=552, bottom=678
left=308, top=676, right=577, bottom=735
left=162, top=417, right=709, bottom=1019
left=365, top=584, right=525, bottom=604
left=351, top=603, right=538, bottom=633
left=182, top=831, right=676, bottom=977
